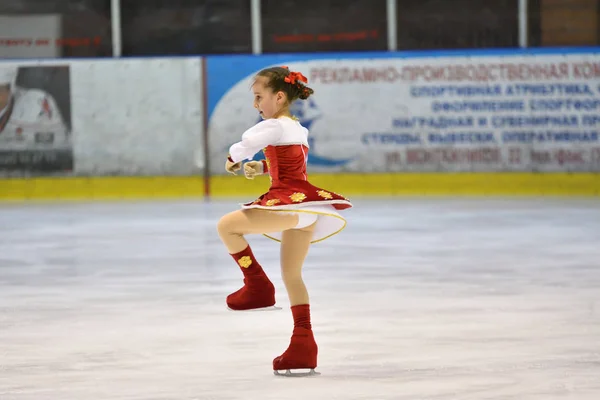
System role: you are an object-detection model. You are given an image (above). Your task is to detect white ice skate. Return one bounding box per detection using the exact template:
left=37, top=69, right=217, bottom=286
left=273, top=368, right=320, bottom=377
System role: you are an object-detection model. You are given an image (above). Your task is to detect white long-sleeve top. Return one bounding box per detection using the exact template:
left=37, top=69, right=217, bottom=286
left=228, top=117, right=309, bottom=163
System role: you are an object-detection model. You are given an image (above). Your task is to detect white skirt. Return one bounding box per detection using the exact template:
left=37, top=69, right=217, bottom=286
left=241, top=203, right=347, bottom=244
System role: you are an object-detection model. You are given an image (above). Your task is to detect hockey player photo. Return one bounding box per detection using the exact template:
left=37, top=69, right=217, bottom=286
left=0, top=64, right=73, bottom=176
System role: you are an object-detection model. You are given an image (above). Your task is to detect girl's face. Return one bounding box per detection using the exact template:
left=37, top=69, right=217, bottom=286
left=252, top=76, right=287, bottom=120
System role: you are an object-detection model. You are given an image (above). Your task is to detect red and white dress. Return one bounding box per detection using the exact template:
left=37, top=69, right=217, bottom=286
left=229, top=116, right=352, bottom=243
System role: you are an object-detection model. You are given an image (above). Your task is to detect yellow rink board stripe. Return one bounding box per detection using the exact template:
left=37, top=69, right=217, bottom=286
left=210, top=173, right=600, bottom=197
left=0, top=173, right=599, bottom=201
left=0, top=176, right=205, bottom=201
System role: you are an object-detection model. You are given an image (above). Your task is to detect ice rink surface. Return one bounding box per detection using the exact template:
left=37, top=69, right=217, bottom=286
left=1, top=198, right=599, bottom=400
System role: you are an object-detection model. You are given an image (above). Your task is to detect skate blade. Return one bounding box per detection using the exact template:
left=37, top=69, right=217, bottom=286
left=227, top=305, right=282, bottom=312
left=274, top=368, right=320, bottom=377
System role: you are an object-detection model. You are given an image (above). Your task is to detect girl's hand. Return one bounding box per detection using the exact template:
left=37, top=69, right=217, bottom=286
left=243, top=161, right=263, bottom=180
left=225, top=156, right=242, bottom=175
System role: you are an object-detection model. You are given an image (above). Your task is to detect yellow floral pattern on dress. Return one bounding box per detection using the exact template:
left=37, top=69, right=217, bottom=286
left=331, top=191, right=348, bottom=200
left=317, top=190, right=333, bottom=200
left=263, top=149, right=271, bottom=169
left=266, top=199, right=281, bottom=206
left=262, top=148, right=272, bottom=182
left=290, top=192, right=307, bottom=203
left=238, top=256, right=252, bottom=268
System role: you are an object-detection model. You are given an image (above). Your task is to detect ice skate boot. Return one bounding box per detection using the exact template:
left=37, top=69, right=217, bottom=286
left=227, top=276, right=278, bottom=311
left=227, top=245, right=280, bottom=311
left=273, top=328, right=319, bottom=377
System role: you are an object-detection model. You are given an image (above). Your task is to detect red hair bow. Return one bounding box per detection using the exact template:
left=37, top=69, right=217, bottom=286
left=281, top=66, right=308, bottom=85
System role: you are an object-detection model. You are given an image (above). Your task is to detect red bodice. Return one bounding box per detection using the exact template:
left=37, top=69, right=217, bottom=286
left=263, top=144, right=308, bottom=186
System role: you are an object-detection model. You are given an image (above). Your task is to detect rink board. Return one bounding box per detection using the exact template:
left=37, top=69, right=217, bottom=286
left=1, top=172, right=599, bottom=201
left=2, top=48, right=600, bottom=199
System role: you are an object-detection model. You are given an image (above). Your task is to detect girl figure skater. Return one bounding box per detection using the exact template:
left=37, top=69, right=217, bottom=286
left=216, top=66, right=352, bottom=376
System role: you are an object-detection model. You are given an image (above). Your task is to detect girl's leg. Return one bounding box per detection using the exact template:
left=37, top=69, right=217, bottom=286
left=279, top=224, right=315, bottom=306
left=217, top=209, right=300, bottom=311
left=217, top=209, right=299, bottom=253
left=273, top=222, right=319, bottom=374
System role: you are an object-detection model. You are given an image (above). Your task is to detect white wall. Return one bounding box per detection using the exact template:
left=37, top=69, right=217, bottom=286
left=0, top=58, right=203, bottom=176
left=71, top=58, right=203, bottom=175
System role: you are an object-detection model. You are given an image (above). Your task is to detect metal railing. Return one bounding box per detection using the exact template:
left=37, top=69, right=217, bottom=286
left=105, top=0, right=529, bottom=56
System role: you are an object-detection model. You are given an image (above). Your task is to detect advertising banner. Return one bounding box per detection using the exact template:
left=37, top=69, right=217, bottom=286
left=0, top=15, right=62, bottom=59
left=0, top=63, right=73, bottom=176
left=207, top=50, right=600, bottom=174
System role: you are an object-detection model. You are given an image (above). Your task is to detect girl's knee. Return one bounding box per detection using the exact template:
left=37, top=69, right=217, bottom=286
left=216, top=217, right=227, bottom=236
left=217, top=212, right=237, bottom=235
